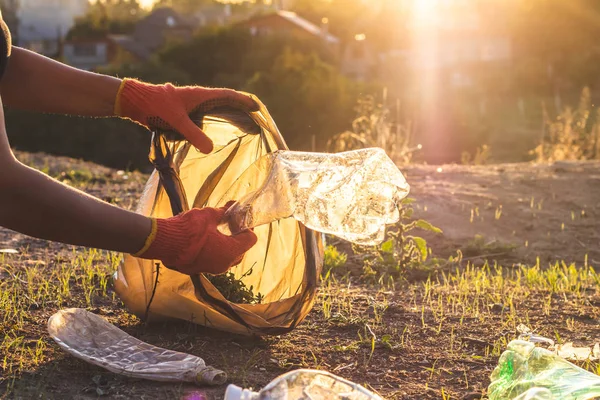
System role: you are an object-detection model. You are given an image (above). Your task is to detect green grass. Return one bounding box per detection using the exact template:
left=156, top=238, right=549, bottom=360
left=0, top=249, right=121, bottom=385
left=2, top=242, right=599, bottom=398
left=2, top=236, right=599, bottom=399
left=317, top=251, right=600, bottom=383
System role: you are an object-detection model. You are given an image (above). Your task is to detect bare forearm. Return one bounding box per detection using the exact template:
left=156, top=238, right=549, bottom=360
left=0, top=160, right=150, bottom=253
left=0, top=47, right=121, bottom=116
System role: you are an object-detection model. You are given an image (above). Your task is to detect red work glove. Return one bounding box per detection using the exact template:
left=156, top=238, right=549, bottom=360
left=114, top=79, right=258, bottom=154
left=134, top=203, right=258, bottom=275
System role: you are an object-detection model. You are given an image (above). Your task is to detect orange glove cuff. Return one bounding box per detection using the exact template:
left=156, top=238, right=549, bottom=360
left=114, top=78, right=214, bottom=153
left=115, top=78, right=182, bottom=126
left=114, top=78, right=259, bottom=154
left=113, top=78, right=128, bottom=117
left=133, top=217, right=158, bottom=257
left=135, top=212, right=210, bottom=269
left=134, top=206, right=258, bottom=276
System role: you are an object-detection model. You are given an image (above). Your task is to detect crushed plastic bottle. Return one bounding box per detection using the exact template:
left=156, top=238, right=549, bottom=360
left=218, top=148, right=410, bottom=246
left=48, top=308, right=226, bottom=385
left=488, top=340, right=600, bottom=400
left=224, top=369, right=383, bottom=400
left=517, top=324, right=555, bottom=346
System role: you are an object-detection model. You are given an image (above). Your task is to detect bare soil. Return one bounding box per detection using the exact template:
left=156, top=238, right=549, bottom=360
left=1, top=153, right=599, bottom=400
left=404, top=161, right=600, bottom=266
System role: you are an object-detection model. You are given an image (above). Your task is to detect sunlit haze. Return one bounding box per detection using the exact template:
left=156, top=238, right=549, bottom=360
left=136, top=0, right=253, bottom=7
left=138, top=0, right=155, bottom=8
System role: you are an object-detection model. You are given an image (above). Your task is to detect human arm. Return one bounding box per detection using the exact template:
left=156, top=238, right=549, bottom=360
left=0, top=99, right=257, bottom=273
left=0, top=47, right=258, bottom=153
left=0, top=102, right=150, bottom=253
left=0, top=47, right=121, bottom=116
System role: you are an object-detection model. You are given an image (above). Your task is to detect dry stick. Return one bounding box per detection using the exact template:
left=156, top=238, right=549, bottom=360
left=145, top=262, right=161, bottom=322
left=460, top=252, right=511, bottom=262
left=144, top=133, right=186, bottom=322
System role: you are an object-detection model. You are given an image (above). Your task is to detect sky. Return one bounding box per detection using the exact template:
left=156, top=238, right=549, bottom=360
left=136, top=0, right=249, bottom=8
left=138, top=0, right=155, bottom=8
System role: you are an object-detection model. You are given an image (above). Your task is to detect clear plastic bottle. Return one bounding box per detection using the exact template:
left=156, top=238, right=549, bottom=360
left=224, top=369, right=383, bottom=400
left=488, top=340, right=600, bottom=400
left=218, top=148, right=410, bottom=246
left=48, top=308, right=226, bottom=385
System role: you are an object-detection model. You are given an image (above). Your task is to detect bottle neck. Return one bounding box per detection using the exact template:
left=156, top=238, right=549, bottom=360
left=224, top=384, right=259, bottom=400
left=240, top=389, right=259, bottom=400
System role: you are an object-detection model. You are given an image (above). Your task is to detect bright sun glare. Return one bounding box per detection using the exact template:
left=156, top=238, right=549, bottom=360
left=138, top=0, right=156, bottom=9
left=413, top=0, right=439, bottom=26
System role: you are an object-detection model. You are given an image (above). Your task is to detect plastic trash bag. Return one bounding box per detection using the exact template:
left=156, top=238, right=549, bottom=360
left=114, top=96, right=324, bottom=336
left=48, top=308, right=226, bottom=385
left=219, top=148, right=410, bottom=246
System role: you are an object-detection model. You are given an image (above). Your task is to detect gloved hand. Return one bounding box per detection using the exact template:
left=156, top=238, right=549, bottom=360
left=114, top=79, right=258, bottom=154
left=134, top=202, right=258, bottom=275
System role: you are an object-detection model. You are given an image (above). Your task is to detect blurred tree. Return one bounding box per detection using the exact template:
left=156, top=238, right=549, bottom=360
left=292, top=0, right=375, bottom=42
left=99, top=60, right=191, bottom=85
left=153, top=0, right=213, bottom=14
left=244, top=47, right=363, bottom=150
left=158, top=26, right=335, bottom=88
left=158, top=27, right=253, bottom=88
left=511, top=0, right=600, bottom=93
left=67, top=0, right=144, bottom=40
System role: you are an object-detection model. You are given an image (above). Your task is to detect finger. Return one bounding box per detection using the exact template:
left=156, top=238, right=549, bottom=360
left=174, top=117, right=214, bottom=154
left=189, top=206, right=227, bottom=226
left=221, top=200, right=237, bottom=211
left=208, top=206, right=228, bottom=222
left=229, top=229, right=258, bottom=253
left=206, top=89, right=259, bottom=112
left=230, top=254, right=244, bottom=268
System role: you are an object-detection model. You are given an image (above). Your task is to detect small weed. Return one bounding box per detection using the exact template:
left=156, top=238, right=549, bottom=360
left=461, top=234, right=515, bottom=258
left=462, top=144, right=491, bottom=165
left=532, top=87, right=600, bottom=162
left=323, top=245, right=348, bottom=276
left=207, top=267, right=263, bottom=304
left=357, top=198, right=442, bottom=282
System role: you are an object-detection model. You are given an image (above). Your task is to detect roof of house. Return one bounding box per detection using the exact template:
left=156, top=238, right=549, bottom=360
left=193, top=3, right=230, bottom=21
left=132, top=7, right=196, bottom=50
left=241, top=10, right=340, bottom=44
left=138, top=7, right=197, bottom=30
left=108, top=7, right=195, bottom=61
left=108, top=34, right=152, bottom=60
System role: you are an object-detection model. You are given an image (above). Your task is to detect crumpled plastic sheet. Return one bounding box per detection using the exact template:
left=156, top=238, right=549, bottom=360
left=553, top=342, right=600, bottom=361
left=518, top=324, right=600, bottom=361
left=517, top=324, right=555, bottom=346
left=48, top=308, right=226, bottom=385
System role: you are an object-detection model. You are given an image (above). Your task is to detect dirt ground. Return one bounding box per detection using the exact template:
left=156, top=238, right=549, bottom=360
left=1, top=152, right=600, bottom=400
left=405, top=160, right=600, bottom=266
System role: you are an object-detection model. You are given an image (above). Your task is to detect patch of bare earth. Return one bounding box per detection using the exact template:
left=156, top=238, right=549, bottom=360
left=1, top=152, right=599, bottom=399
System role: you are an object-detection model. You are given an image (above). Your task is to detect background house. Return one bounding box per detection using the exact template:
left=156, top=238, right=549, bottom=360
left=109, top=7, right=197, bottom=62
left=16, top=0, right=89, bottom=57
left=236, top=10, right=340, bottom=51
left=62, top=38, right=119, bottom=71
left=193, top=3, right=232, bottom=28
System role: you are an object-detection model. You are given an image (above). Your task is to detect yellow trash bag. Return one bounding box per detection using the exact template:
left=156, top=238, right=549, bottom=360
left=114, top=97, right=324, bottom=336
